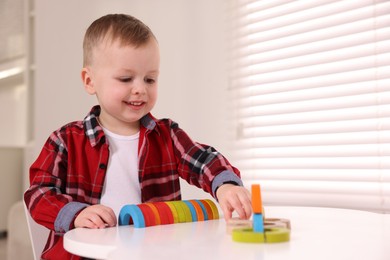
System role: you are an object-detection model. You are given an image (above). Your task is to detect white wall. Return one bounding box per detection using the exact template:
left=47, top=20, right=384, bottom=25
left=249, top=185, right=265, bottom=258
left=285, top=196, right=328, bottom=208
left=29, top=0, right=230, bottom=199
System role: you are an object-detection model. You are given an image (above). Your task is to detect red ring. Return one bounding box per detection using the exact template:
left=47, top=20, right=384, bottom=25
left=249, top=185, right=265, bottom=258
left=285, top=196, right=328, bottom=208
left=138, top=204, right=157, bottom=227
left=153, top=202, right=174, bottom=225
left=145, top=203, right=161, bottom=225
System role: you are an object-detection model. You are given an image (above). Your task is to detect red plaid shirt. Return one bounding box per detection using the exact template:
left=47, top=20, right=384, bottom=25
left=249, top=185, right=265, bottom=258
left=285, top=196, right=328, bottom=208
left=24, top=105, right=242, bottom=259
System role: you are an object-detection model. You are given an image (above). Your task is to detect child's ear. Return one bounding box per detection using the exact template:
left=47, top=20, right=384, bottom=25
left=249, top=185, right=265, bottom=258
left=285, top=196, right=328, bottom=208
left=81, top=67, right=96, bottom=95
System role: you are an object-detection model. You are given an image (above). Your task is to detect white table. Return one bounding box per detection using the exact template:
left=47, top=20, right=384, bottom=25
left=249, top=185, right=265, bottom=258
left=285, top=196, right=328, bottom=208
left=64, top=206, right=390, bottom=260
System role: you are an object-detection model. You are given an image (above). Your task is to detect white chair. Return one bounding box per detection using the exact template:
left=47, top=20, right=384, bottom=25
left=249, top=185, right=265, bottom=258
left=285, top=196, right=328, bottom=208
left=23, top=202, right=50, bottom=260
left=7, top=201, right=33, bottom=260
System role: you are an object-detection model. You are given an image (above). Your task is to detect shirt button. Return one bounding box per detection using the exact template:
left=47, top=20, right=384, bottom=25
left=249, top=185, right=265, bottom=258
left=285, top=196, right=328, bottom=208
left=99, top=163, right=106, bottom=169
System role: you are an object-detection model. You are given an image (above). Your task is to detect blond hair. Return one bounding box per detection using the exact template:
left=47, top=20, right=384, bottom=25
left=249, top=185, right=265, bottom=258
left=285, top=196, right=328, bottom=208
left=83, top=14, right=156, bottom=66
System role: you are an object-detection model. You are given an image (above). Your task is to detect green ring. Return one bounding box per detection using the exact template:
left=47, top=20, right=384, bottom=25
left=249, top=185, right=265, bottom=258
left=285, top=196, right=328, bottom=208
left=232, top=228, right=290, bottom=243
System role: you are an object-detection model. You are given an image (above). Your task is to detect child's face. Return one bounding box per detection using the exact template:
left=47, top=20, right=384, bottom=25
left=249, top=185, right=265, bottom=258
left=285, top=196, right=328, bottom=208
left=82, top=38, right=160, bottom=135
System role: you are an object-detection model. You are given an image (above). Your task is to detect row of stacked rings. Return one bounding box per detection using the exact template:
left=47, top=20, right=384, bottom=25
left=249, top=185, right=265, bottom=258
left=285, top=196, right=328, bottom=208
left=118, top=199, right=220, bottom=228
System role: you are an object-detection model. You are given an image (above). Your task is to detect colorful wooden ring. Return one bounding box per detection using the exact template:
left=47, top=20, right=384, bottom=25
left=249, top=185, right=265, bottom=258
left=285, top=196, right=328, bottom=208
left=264, top=218, right=291, bottom=230
left=183, top=201, right=198, bottom=221
left=198, top=200, right=214, bottom=220
left=203, top=199, right=219, bottom=219
left=232, top=228, right=290, bottom=243
left=194, top=200, right=208, bottom=220
left=167, top=201, right=187, bottom=223
left=153, top=202, right=174, bottom=225
left=165, top=202, right=180, bottom=223
left=145, top=203, right=161, bottom=226
left=118, top=205, right=145, bottom=228
left=265, top=228, right=290, bottom=243
left=177, top=201, right=193, bottom=222
left=137, top=204, right=157, bottom=227
left=189, top=200, right=205, bottom=221
left=226, top=217, right=252, bottom=234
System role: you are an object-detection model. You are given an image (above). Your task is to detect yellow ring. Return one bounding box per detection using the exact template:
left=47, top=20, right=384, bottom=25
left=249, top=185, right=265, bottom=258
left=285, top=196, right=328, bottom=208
left=168, top=201, right=189, bottom=223
left=176, top=201, right=193, bottom=222
left=169, top=201, right=187, bottom=223
left=165, top=202, right=180, bottom=223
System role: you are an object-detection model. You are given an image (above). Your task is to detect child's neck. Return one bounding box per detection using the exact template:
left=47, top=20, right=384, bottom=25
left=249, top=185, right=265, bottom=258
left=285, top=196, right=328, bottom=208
left=97, top=117, right=140, bottom=136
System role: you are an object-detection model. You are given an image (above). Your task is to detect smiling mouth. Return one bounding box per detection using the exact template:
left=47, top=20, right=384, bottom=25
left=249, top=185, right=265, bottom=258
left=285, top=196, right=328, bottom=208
left=126, top=101, right=144, bottom=106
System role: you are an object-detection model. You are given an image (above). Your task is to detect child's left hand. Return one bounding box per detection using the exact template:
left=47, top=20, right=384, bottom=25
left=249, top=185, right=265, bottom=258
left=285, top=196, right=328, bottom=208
left=216, top=184, right=252, bottom=221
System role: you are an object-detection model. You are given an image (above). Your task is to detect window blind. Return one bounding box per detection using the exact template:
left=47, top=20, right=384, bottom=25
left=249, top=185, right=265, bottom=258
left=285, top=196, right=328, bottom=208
left=227, top=0, right=390, bottom=212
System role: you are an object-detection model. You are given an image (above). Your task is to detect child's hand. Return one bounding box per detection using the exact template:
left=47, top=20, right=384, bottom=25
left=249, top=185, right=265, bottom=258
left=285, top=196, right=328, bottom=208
left=74, top=204, right=117, bottom=229
left=216, top=184, right=252, bottom=222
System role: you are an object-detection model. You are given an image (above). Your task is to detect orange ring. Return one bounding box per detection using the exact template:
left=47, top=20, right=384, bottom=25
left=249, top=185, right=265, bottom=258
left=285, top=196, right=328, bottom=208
left=189, top=200, right=205, bottom=221
left=145, top=203, right=161, bottom=225
left=203, top=199, right=219, bottom=219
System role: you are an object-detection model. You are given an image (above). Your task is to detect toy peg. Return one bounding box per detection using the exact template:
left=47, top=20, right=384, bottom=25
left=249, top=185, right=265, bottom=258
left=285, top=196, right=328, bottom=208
left=251, top=184, right=262, bottom=214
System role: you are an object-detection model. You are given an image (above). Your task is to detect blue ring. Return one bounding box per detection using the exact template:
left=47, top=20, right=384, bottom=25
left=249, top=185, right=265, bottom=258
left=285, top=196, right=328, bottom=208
left=118, top=205, right=145, bottom=228
left=195, top=200, right=208, bottom=220
left=183, top=201, right=198, bottom=221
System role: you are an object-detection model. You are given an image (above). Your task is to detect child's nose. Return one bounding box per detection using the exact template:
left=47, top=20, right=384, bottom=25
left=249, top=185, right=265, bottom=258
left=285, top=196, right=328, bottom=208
left=131, top=80, right=147, bottom=95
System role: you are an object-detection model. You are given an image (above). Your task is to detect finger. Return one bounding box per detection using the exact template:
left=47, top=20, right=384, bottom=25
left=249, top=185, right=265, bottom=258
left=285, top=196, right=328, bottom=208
left=227, top=193, right=247, bottom=219
left=78, top=218, right=98, bottom=229
left=86, top=219, right=100, bottom=229
left=98, top=208, right=117, bottom=227
left=231, top=193, right=252, bottom=220
left=89, top=214, right=107, bottom=229
left=238, top=191, right=252, bottom=219
left=221, top=203, right=233, bottom=222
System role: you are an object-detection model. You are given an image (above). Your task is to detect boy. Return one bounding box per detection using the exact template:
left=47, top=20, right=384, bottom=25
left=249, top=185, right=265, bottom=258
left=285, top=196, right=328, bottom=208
left=24, top=14, right=251, bottom=259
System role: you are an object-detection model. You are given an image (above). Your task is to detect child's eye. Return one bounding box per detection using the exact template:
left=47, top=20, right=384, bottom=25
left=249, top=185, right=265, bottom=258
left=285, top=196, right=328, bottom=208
left=119, top=77, right=133, bottom=83
left=145, top=78, right=156, bottom=84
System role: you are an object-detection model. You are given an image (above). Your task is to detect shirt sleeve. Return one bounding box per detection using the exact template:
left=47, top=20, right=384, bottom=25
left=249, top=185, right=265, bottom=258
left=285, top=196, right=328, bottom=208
left=24, top=131, right=85, bottom=233
left=169, top=120, right=243, bottom=198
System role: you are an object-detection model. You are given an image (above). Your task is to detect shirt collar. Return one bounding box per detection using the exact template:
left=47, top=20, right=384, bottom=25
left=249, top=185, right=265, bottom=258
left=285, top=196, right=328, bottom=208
left=83, top=105, right=159, bottom=147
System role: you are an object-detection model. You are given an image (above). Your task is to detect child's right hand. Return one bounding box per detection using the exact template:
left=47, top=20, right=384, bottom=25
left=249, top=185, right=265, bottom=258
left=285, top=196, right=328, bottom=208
left=74, top=204, right=117, bottom=229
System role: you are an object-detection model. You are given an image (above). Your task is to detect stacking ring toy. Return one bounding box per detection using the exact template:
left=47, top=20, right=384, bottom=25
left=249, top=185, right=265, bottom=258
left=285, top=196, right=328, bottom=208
left=118, top=199, right=219, bottom=228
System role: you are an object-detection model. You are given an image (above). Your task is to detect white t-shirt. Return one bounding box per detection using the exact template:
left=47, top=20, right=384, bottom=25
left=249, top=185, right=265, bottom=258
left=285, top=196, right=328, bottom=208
left=99, top=127, right=141, bottom=217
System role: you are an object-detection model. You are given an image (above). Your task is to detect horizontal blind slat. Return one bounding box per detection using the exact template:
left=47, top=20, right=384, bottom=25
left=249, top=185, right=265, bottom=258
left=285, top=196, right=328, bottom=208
left=236, top=78, right=390, bottom=101
left=236, top=10, right=390, bottom=50
left=237, top=0, right=384, bottom=31
left=235, top=28, right=390, bottom=67
left=237, top=53, right=390, bottom=86
left=237, top=40, right=390, bottom=76
left=234, top=143, right=390, bottom=158
left=245, top=180, right=383, bottom=193
left=236, top=131, right=390, bottom=148
left=240, top=169, right=389, bottom=181
left=235, top=156, right=390, bottom=169
left=240, top=104, right=390, bottom=128
left=238, top=89, right=390, bottom=113
left=261, top=193, right=388, bottom=212
left=230, top=66, right=390, bottom=89
left=240, top=118, right=390, bottom=137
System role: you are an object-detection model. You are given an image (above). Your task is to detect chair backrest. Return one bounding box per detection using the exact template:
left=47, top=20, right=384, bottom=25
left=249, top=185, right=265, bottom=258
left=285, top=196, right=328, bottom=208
left=24, top=203, right=50, bottom=260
